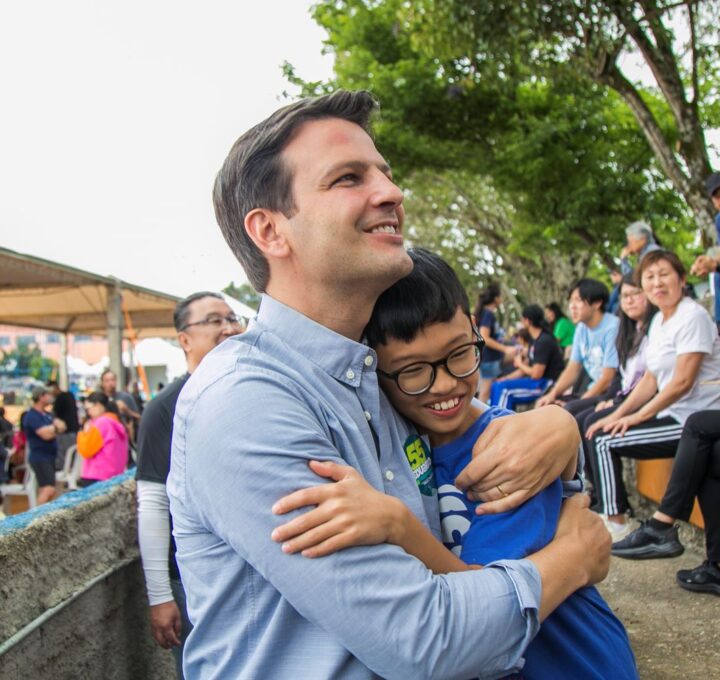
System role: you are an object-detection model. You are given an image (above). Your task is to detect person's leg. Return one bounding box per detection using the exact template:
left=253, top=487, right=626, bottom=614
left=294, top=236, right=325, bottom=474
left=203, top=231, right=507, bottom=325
left=590, top=416, right=683, bottom=522
left=564, top=396, right=599, bottom=419
left=30, top=459, right=56, bottom=505
left=170, top=577, right=193, bottom=680
left=676, top=444, right=720, bottom=593
left=489, top=378, right=547, bottom=410
left=477, top=360, right=501, bottom=403
left=658, top=411, right=720, bottom=522
left=578, top=405, right=616, bottom=502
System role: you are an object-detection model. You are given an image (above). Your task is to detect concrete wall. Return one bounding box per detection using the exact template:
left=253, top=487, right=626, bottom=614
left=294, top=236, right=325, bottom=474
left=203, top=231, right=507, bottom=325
left=0, top=472, right=174, bottom=679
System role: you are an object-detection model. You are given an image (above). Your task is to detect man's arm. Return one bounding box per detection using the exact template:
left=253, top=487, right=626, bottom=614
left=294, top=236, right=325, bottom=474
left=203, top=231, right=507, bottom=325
left=137, top=480, right=181, bottom=649
left=455, top=405, right=581, bottom=513
left=173, top=375, right=543, bottom=679
left=536, top=361, right=582, bottom=406
left=580, top=367, right=616, bottom=399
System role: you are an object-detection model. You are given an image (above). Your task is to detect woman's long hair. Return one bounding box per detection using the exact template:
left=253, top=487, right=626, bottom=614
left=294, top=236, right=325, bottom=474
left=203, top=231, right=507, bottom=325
left=473, top=283, right=501, bottom=326
left=616, top=273, right=658, bottom=367
left=544, top=302, right=566, bottom=323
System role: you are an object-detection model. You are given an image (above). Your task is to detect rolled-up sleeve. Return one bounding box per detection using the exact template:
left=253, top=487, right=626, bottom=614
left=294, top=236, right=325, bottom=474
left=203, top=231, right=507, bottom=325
left=176, top=369, right=540, bottom=680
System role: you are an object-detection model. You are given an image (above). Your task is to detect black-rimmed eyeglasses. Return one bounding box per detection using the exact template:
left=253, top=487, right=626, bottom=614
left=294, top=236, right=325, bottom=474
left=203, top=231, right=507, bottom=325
left=377, top=339, right=485, bottom=396
left=180, top=314, right=244, bottom=331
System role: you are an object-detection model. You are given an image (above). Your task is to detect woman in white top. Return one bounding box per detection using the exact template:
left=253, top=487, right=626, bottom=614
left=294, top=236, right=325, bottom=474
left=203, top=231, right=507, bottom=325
left=586, top=250, right=720, bottom=539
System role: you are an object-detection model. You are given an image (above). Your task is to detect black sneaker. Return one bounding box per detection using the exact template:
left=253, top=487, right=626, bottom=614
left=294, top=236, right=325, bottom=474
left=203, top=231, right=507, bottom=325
left=676, top=561, right=720, bottom=596
left=611, top=520, right=684, bottom=559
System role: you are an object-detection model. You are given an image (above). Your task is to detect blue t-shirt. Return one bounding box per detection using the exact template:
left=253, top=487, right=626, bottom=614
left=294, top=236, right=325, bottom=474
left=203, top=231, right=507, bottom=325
left=570, top=313, right=620, bottom=386
left=23, top=408, right=58, bottom=462
left=479, top=308, right=504, bottom=362
left=433, top=407, right=638, bottom=680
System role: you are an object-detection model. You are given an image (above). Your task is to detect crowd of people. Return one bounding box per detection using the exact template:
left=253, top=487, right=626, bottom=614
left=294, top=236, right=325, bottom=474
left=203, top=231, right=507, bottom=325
left=472, top=189, right=720, bottom=601
left=2, top=90, right=719, bottom=679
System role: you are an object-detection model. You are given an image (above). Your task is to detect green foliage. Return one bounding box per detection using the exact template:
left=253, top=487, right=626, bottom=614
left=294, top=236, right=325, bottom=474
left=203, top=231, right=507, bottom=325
left=223, top=281, right=261, bottom=309
left=0, top=341, right=58, bottom=382
left=290, top=0, right=703, bottom=301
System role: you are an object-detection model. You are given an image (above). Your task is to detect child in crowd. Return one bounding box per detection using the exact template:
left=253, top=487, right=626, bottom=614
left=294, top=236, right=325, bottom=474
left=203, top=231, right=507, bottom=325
left=273, top=248, right=637, bottom=679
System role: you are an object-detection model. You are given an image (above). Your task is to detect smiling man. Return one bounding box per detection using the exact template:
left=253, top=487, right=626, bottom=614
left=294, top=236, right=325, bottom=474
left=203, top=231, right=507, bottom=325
left=167, top=90, right=609, bottom=679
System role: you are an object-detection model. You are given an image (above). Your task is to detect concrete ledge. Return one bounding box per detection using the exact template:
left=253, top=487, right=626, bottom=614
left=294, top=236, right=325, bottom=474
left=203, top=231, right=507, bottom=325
left=0, top=471, right=174, bottom=678
left=0, top=471, right=139, bottom=641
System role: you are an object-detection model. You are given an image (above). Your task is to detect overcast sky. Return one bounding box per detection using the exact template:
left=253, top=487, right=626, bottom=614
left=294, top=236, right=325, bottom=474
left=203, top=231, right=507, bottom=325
left=0, top=1, right=334, bottom=298
left=1, top=3, right=716, bottom=301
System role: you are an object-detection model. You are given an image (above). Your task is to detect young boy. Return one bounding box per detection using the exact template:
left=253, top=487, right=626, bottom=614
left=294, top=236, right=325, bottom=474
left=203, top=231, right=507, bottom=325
left=273, top=249, right=637, bottom=679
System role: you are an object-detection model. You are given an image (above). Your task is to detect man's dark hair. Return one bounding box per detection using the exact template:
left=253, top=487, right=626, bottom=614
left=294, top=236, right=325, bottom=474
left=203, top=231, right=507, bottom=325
left=100, top=368, right=115, bottom=381
left=568, top=278, right=610, bottom=312
left=213, top=90, right=379, bottom=292
left=521, top=304, right=547, bottom=330
left=174, top=291, right=225, bottom=332
left=46, top=380, right=59, bottom=389
left=365, top=248, right=470, bottom=346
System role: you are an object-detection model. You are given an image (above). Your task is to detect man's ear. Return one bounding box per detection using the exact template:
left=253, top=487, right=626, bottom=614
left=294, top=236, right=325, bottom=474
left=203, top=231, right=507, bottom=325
left=244, top=209, right=291, bottom=259
left=177, top=331, right=192, bottom=354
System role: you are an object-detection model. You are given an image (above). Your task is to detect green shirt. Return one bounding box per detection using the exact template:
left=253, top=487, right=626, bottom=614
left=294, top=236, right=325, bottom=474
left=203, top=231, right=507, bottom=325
left=553, top=316, right=575, bottom=348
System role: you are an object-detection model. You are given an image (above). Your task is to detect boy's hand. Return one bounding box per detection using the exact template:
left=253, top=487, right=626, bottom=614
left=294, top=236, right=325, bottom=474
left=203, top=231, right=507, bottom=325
left=455, top=406, right=580, bottom=514
left=271, top=460, right=406, bottom=557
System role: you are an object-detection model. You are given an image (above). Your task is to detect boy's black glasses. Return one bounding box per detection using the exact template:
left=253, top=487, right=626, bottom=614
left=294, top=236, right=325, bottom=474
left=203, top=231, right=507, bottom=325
left=377, top=338, right=485, bottom=396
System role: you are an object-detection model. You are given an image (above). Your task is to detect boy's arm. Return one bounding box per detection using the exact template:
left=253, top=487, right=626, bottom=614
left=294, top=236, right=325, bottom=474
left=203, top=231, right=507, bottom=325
left=272, top=460, right=475, bottom=574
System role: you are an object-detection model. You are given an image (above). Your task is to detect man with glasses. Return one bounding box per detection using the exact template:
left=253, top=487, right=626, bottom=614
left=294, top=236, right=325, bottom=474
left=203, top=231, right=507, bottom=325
left=167, top=90, right=610, bottom=679
left=136, top=291, right=243, bottom=679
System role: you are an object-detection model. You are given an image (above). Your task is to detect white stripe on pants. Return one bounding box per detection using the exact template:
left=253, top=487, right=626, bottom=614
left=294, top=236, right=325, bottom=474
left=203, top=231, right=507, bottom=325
left=594, top=421, right=684, bottom=516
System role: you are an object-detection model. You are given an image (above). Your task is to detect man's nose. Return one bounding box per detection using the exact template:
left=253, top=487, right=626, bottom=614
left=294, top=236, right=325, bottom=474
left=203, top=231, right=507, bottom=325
left=371, top=171, right=404, bottom=207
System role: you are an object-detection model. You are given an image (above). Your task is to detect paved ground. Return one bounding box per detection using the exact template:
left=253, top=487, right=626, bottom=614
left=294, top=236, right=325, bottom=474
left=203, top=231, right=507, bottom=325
left=598, top=544, right=719, bottom=679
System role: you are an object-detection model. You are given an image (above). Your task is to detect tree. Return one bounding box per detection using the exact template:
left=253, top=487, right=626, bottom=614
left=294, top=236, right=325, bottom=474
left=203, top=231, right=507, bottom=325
left=223, top=281, right=261, bottom=309
left=369, top=0, right=720, bottom=243
left=0, top=341, right=58, bottom=382
left=284, top=0, right=699, bottom=302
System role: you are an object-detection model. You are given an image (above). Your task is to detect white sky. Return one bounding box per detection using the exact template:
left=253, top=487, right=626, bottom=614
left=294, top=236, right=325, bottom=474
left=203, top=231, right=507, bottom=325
left=1, top=3, right=716, bottom=301
left=0, top=0, right=334, bottom=297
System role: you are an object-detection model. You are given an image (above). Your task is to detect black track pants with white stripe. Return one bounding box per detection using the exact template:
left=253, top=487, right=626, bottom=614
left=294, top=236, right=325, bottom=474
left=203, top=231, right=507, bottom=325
left=587, top=415, right=684, bottom=516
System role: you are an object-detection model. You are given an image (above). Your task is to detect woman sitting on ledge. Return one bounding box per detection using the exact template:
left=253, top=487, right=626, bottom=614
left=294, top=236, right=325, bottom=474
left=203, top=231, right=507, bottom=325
left=585, top=250, right=720, bottom=541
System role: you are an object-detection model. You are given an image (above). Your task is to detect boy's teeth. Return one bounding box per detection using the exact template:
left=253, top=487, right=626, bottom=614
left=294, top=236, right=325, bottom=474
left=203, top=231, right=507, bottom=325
left=429, top=397, right=460, bottom=411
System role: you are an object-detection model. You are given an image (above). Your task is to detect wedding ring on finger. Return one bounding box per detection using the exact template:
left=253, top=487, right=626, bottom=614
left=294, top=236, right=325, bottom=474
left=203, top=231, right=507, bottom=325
left=496, top=484, right=510, bottom=498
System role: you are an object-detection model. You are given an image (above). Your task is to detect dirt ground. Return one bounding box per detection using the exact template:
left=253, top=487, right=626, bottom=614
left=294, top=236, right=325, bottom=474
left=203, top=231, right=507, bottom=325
left=598, top=545, right=719, bottom=679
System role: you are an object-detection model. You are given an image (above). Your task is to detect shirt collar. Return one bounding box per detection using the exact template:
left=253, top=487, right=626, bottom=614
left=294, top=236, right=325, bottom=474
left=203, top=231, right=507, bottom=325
left=254, top=294, right=378, bottom=387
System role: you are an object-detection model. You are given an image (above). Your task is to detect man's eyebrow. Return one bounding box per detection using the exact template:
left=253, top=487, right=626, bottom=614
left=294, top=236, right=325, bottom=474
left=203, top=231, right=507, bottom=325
left=319, top=160, right=392, bottom=182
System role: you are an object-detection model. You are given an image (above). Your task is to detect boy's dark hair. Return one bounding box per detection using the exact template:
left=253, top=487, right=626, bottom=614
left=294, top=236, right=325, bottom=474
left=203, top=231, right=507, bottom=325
left=568, top=278, right=610, bottom=312
left=173, top=291, right=224, bottom=332
left=213, top=89, right=378, bottom=292
left=365, top=248, right=470, bottom=346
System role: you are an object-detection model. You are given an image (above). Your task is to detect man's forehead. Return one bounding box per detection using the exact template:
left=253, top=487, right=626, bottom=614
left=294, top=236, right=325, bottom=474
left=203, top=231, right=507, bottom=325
left=187, top=296, right=232, bottom=317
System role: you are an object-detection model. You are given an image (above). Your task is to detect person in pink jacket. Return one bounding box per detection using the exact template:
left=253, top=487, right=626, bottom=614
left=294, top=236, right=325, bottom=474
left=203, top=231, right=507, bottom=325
left=76, top=391, right=128, bottom=487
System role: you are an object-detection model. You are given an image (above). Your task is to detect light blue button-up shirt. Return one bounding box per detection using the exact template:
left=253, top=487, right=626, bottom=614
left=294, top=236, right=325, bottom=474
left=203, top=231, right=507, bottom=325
left=168, top=295, right=541, bottom=680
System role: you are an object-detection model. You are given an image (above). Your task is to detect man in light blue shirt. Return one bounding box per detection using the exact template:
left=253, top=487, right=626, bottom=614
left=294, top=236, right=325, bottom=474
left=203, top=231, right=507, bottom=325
left=168, top=90, right=611, bottom=679
left=538, top=278, right=619, bottom=407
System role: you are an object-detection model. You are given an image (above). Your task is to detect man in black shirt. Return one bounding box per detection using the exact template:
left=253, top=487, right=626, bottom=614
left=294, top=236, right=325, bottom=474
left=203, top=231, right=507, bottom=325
left=490, top=304, right=565, bottom=411
left=47, top=381, right=79, bottom=470
left=135, top=291, right=244, bottom=679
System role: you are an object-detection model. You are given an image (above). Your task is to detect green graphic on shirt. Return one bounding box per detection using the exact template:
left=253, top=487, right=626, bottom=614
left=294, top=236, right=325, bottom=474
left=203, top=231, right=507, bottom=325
left=403, top=434, right=435, bottom=497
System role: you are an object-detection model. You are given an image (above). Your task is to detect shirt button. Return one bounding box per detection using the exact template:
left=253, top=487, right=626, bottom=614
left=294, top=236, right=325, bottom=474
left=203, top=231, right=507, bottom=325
left=364, top=355, right=373, bottom=367
left=385, top=470, right=394, bottom=481
left=363, top=410, right=372, bottom=421
left=346, top=369, right=355, bottom=380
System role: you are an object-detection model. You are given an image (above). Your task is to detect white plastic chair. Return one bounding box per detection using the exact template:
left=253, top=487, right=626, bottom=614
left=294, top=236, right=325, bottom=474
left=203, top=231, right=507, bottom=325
left=56, top=444, right=82, bottom=491
left=1, top=460, right=38, bottom=511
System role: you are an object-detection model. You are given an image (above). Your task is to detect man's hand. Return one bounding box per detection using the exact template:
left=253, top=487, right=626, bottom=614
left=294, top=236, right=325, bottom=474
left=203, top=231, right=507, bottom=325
left=529, top=494, right=610, bottom=620
left=52, top=418, right=67, bottom=434
left=690, top=254, right=716, bottom=277
left=455, top=406, right=580, bottom=514
left=554, top=494, right=611, bottom=586
left=150, top=600, right=182, bottom=649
